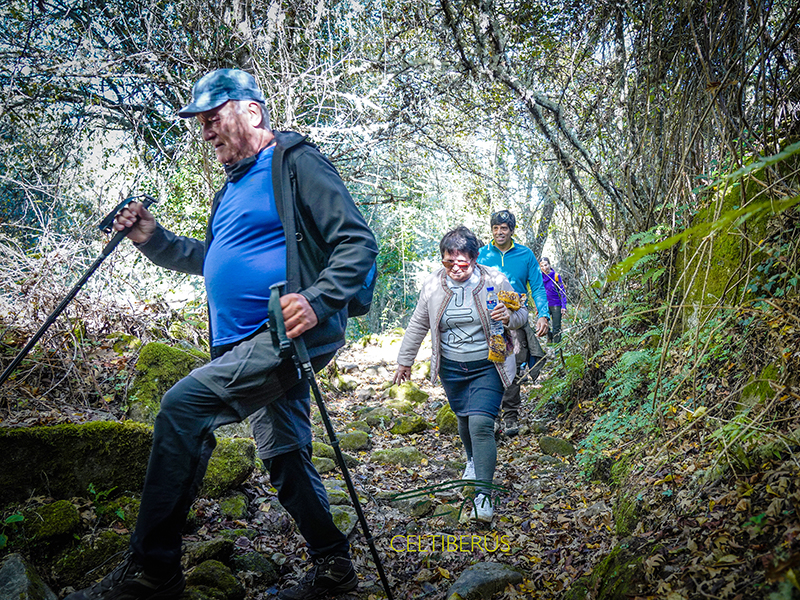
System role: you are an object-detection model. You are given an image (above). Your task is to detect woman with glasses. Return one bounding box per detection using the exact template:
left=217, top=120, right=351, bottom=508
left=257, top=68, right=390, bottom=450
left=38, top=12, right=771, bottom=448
left=392, top=226, right=528, bottom=522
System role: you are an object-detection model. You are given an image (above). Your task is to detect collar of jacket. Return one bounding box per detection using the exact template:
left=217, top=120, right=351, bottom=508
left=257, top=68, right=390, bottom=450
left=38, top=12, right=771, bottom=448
left=223, top=133, right=309, bottom=183
left=224, top=141, right=282, bottom=184
left=223, top=154, right=258, bottom=183
left=490, top=239, right=516, bottom=253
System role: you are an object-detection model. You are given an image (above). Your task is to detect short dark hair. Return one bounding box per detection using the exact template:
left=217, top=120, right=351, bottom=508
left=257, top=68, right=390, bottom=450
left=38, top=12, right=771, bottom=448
left=440, top=226, right=480, bottom=259
left=490, top=210, right=516, bottom=230
left=542, top=256, right=551, bottom=263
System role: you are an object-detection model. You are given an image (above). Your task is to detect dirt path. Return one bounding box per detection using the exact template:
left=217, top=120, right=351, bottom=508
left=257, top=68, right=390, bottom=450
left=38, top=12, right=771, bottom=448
left=284, top=337, right=618, bottom=599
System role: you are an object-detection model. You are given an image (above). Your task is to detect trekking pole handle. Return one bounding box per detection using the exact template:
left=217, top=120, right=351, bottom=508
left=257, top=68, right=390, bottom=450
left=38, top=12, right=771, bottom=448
left=267, top=282, right=295, bottom=360
left=98, top=194, right=157, bottom=256
left=266, top=283, right=394, bottom=599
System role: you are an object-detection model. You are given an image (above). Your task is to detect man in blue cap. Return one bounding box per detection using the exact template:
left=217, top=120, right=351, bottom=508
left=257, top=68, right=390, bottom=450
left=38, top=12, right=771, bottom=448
left=477, top=210, right=549, bottom=437
left=65, top=69, right=377, bottom=600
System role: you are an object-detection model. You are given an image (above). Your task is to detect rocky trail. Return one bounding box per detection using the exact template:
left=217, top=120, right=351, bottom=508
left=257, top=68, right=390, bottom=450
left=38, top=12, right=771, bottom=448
left=2, top=330, right=798, bottom=600
left=256, top=334, right=618, bottom=599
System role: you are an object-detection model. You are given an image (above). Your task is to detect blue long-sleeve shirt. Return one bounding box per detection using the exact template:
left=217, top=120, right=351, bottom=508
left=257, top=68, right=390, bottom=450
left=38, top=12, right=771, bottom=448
left=477, top=241, right=550, bottom=320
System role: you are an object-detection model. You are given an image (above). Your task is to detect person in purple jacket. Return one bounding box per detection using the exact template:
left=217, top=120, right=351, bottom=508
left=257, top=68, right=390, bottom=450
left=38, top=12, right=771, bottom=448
left=540, top=257, right=567, bottom=344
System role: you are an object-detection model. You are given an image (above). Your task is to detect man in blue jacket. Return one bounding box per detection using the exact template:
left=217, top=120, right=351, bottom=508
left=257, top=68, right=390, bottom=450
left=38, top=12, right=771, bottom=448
left=66, top=69, right=378, bottom=600
left=477, top=210, right=549, bottom=437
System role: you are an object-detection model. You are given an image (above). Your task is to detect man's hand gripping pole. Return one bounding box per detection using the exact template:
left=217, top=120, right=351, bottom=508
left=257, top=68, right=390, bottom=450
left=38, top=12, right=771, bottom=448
left=267, top=283, right=394, bottom=600
left=0, top=195, right=157, bottom=389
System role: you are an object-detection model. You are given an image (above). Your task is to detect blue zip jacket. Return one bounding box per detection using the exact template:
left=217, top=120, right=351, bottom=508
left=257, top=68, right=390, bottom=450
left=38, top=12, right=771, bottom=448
left=477, top=240, right=550, bottom=320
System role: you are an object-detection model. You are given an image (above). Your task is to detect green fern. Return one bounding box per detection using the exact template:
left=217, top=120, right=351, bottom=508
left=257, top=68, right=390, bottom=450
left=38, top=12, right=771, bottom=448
left=598, top=349, right=658, bottom=402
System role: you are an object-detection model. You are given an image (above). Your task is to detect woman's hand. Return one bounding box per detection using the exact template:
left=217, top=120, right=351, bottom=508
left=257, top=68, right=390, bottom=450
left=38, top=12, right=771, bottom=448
left=393, top=365, right=412, bottom=385
left=490, top=304, right=510, bottom=326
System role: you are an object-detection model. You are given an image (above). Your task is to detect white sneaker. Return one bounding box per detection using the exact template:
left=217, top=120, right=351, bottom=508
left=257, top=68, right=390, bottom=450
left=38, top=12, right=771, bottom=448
left=470, top=493, right=494, bottom=522
left=462, top=459, right=476, bottom=480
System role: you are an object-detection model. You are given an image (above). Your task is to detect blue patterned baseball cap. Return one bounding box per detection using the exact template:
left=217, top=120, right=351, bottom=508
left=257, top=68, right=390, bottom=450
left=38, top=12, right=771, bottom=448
left=178, top=69, right=266, bottom=118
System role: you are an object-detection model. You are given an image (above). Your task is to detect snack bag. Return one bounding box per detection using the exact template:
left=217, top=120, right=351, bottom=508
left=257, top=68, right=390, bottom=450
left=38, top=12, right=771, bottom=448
left=488, top=334, right=506, bottom=363
left=498, top=290, right=523, bottom=311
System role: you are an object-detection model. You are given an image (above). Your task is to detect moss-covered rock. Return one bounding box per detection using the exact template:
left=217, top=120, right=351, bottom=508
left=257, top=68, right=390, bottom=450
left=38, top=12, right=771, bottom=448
left=311, top=441, right=359, bottom=467
left=52, top=531, right=129, bottom=589
left=445, top=562, right=524, bottom=600
left=334, top=374, right=359, bottom=392
left=330, top=505, right=358, bottom=536
left=436, top=404, right=458, bottom=434
left=0, top=553, right=57, bottom=600
left=312, top=457, right=336, bottom=474
left=355, top=386, right=377, bottom=401
left=231, top=551, right=279, bottom=583
left=348, top=420, right=371, bottom=433
left=562, top=539, right=649, bottom=600
left=127, top=342, right=209, bottom=424
left=740, top=361, right=781, bottom=411
left=219, top=493, right=249, bottom=520
left=385, top=399, right=415, bottom=413
left=609, top=453, right=633, bottom=489
left=106, top=332, right=142, bottom=355
left=103, top=496, right=140, bottom=530
left=22, top=500, right=80, bottom=543
left=391, top=496, right=433, bottom=518
left=390, top=415, right=428, bottom=435
left=613, top=490, right=642, bottom=537
left=361, top=407, right=395, bottom=428
left=182, top=538, right=234, bottom=570
left=323, top=480, right=351, bottom=506
left=185, top=560, right=245, bottom=600
left=412, top=360, right=431, bottom=380
left=218, top=528, right=258, bottom=542
left=387, top=381, right=429, bottom=405
left=371, top=447, right=426, bottom=466
left=0, top=421, right=152, bottom=504
left=338, top=430, right=371, bottom=451
left=431, top=503, right=463, bottom=527
left=678, top=170, right=768, bottom=328
left=538, top=435, right=576, bottom=457
left=201, top=438, right=256, bottom=499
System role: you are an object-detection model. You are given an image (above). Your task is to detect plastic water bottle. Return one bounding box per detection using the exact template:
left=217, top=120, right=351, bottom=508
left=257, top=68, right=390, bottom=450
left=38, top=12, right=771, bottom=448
left=486, top=287, right=504, bottom=336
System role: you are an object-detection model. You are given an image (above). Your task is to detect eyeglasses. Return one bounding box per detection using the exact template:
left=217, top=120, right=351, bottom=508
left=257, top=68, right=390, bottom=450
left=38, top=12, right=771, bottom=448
left=442, top=259, right=472, bottom=270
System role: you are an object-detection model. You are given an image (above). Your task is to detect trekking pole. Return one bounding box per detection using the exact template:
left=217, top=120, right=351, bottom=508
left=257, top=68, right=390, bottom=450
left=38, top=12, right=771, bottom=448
left=268, top=283, right=394, bottom=600
left=0, top=195, right=157, bottom=388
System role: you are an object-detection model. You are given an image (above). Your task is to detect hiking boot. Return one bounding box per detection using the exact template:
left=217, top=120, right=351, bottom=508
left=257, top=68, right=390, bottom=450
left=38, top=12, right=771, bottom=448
left=278, top=554, right=358, bottom=599
left=469, top=493, right=494, bottom=523
left=504, top=418, right=519, bottom=437
left=64, top=553, right=185, bottom=600
left=494, top=417, right=502, bottom=440
left=461, top=459, right=476, bottom=480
